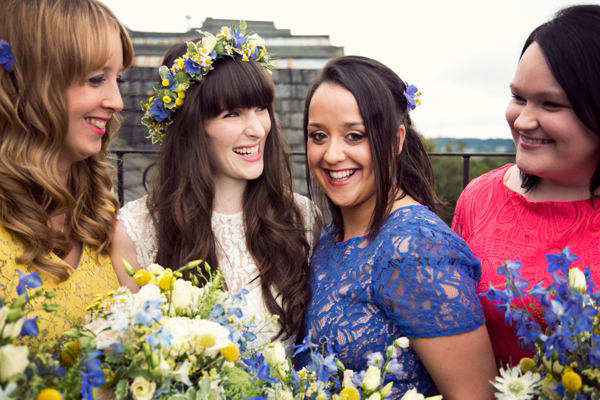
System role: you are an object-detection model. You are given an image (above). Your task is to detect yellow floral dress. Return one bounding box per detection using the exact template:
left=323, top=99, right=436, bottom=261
left=0, top=225, right=119, bottom=340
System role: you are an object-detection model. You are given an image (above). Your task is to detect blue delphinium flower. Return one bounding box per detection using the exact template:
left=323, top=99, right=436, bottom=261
left=184, top=57, right=203, bottom=75
left=0, top=40, right=15, bottom=73
left=210, top=303, right=226, bottom=324
left=404, top=84, right=419, bottom=111
left=366, top=352, right=383, bottom=367
left=135, top=299, right=163, bottom=326
left=310, top=352, right=338, bottom=383
left=293, top=329, right=318, bottom=356
left=497, top=260, right=524, bottom=281
left=150, top=100, right=169, bottom=122
left=516, top=319, right=542, bottom=346
left=110, top=343, right=126, bottom=355
left=20, top=316, right=39, bottom=337
left=233, top=29, right=246, bottom=50
left=146, top=327, right=173, bottom=348
left=17, top=270, right=43, bottom=297
left=80, top=350, right=106, bottom=400
left=481, top=282, right=510, bottom=304
left=227, top=306, right=243, bottom=318
left=232, top=288, right=249, bottom=305
left=243, top=353, right=277, bottom=383
left=386, top=358, right=404, bottom=377
left=529, top=282, right=551, bottom=307
left=547, top=246, right=580, bottom=276
left=544, top=331, right=575, bottom=365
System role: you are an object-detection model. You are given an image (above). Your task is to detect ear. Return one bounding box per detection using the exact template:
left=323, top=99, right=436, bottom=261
left=397, top=125, right=406, bottom=154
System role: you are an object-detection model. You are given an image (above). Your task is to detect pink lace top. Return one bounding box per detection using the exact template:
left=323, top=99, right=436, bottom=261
left=452, top=163, right=600, bottom=367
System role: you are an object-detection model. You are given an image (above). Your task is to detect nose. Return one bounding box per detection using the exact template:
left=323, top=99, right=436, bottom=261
left=244, top=110, right=268, bottom=139
left=322, top=136, right=346, bottom=165
left=102, top=79, right=124, bottom=113
left=511, top=103, right=539, bottom=132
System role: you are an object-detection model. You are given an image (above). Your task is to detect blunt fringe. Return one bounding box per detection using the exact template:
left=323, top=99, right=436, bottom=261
left=148, top=39, right=311, bottom=340
left=519, top=5, right=600, bottom=196
left=0, top=0, right=134, bottom=281
left=303, top=55, right=442, bottom=241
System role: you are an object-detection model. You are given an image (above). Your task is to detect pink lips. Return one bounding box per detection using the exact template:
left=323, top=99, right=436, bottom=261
left=85, top=118, right=109, bottom=135
left=519, top=135, right=554, bottom=151
left=233, top=145, right=262, bottom=162
left=324, top=168, right=358, bottom=187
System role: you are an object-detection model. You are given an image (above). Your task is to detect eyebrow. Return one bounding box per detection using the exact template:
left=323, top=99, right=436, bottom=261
left=509, top=84, right=566, bottom=99
left=308, top=122, right=365, bottom=128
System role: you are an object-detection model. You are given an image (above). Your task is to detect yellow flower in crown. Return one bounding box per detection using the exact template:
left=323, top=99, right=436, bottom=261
left=140, top=20, right=277, bottom=144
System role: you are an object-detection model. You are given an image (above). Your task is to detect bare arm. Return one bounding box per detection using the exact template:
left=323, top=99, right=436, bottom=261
left=111, top=219, right=142, bottom=293
left=410, top=325, right=496, bottom=400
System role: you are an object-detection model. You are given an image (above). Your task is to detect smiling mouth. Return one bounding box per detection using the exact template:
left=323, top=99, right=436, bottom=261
left=233, top=144, right=259, bottom=156
left=85, top=118, right=107, bottom=129
left=327, top=169, right=356, bottom=181
left=521, top=136, right=554, bottom=145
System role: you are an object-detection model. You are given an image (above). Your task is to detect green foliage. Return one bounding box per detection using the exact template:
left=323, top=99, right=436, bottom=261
left=425, top=138, right=515, bottom=226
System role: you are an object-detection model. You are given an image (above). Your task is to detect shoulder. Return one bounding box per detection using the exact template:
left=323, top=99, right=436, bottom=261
left=384, top=206, right=481, bottom=281
left=461, top=163, right=512, bottom=199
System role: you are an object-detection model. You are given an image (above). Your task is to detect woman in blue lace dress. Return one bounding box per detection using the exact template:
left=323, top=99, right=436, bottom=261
left=298, top=56, right=496, bottom=399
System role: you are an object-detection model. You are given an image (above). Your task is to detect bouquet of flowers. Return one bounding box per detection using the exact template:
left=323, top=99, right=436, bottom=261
left=0, top=270, right=99, bottom=400
left=484, top=247, right=600, bottom=400
left=243, top=332, right=441, bottom=400
left=67, top=260, right=280, bottom=400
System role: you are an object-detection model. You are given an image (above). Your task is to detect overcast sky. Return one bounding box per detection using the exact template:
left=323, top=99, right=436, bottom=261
left=100, top=0, right=596, bottom=140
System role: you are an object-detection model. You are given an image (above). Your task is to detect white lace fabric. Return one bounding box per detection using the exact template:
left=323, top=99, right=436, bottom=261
left=117, top=193, right=320, bottom=355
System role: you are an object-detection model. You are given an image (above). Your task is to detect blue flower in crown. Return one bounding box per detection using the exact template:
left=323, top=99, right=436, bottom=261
left=184, top=57, right=203, bottom=75
left=150, top=100, right=169, bottom=122
left=0, top=40, right=15, bottom=73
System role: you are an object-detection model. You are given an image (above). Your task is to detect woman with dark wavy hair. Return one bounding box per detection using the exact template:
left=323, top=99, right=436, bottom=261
left=453, top=4, right=600, bottom=369
left=0, top=0, right=133, bottom=337
left=298, top=55, right=495, bottom=399
left=112, top=26, right=321, bottom=353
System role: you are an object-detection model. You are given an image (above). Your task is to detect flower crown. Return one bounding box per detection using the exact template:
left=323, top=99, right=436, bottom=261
left=141, top=21, right=276, bottom=144
left=404, top=83, right=422, bottom=111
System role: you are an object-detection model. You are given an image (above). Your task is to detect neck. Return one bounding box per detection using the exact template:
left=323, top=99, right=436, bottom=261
left=340, top=196, right=377, bottom=242
left=212, top=177, right=247, bottom=214
left=57, top=160, right=71, bottom=187
left=508, top=166, right=594, bottom=201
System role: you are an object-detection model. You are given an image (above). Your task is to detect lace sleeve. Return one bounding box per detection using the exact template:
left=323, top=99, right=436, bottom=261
left=373, top=216, right=484, bottom=339
left=117, top=196, right=158, bottom=268
left=293, top=193, right=323, bottom=255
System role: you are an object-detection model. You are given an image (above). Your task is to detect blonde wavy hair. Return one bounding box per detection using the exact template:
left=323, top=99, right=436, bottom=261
left=0, top=0, right=134, bottom=281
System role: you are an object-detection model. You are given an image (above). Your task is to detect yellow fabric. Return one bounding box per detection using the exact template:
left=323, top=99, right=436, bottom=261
left=0, top=225, right=119, bottom=340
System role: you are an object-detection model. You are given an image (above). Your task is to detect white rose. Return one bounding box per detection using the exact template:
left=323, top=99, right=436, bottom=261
left=368, top=394, right=381, bottom=400
left=247, top=33, right=266, bottom=48
left=342, top=369, right=356, bottom=388
left=130, top=376, right=156, bottom=400
left=190, top=318, right=232, bottom=357
left=133, top=284, right=165, bottom=311
left=202, top=34, right=217, bottom=54
left=263, top=341, right=286, bottom=365
left=568, top=268, right=586, bottom=292
left=171, top=279, right=194, bottom=310
left=362, top=365, right=381, bottom=391
left=0, top=344, right=29, bottom=382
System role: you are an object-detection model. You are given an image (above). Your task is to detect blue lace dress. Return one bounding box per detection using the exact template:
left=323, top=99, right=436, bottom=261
left=298, top=205, right=484, bottom=397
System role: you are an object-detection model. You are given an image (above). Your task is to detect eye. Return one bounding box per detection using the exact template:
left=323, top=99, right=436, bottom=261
left=543, top=101, right=566, bottom=110
left=223, top=110, right=240, bottom=118
left=346, top=132, right=365, bottom=142
left=116, top=76, right=124, bottom=85
left=88, top=75, right=106, bottom=85
left=256, top=105, right=269, bottom=112
left=308, top=131, right=327, bottom=142
left=511, top=94, right=526, bottom=104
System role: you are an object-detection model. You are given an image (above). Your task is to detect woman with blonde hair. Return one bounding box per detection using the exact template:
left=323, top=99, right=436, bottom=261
left=0, top=0, right=133, bottom=338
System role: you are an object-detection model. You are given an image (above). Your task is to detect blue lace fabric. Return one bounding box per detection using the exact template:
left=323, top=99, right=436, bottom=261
left=298, top=206, right=484, bottom=397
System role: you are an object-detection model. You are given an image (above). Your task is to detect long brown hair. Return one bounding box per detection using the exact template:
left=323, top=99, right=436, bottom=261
left=148, top=39, right=311, bottom=340
left=304, top=56, right=442, bottom=241
left=0, top=0, right=134, bottom=281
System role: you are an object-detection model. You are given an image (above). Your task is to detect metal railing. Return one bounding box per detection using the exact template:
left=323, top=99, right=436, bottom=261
left=112, top=149, right=516, bottom=206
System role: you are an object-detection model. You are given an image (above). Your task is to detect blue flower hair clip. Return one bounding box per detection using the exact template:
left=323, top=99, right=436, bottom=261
left=404, top=83, right=422, bottom=111
left=0, top=40, right=16, bottom=73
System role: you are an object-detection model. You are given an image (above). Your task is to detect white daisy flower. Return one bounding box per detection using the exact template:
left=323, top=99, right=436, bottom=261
left=491, top=365, right=542, bottom=400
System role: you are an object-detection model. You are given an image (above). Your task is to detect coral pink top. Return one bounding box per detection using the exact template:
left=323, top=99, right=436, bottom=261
left=452, top=164, right=600, bottom=367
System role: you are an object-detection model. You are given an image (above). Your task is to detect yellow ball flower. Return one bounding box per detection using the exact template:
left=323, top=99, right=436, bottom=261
left=133, top=270, right=152, bottom=287
left=36, top=389, right=62, bottom=400
left=60, top=341, right=81, bottom=366
left=562, top=371, right=582, bottom=391
left=519, top=357, right=536, bottom=373
left=175, top=98, right=183, bottom=107
left=162, top=78, right=170, bottom=87
left=102, top=368, right=115, bottom=388
left=220, top=344, right=240, bottom=362
left=162, top=96, right=172, bottom=104
left=177, top=91, right=185, bottom=99
left=340, top=387, right=360, bottom=400
left=158, top=274, right=176, bottom=291
left=199, top=333, right=216, bottom=348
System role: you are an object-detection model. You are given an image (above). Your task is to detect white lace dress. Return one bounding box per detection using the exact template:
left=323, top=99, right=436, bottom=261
left=117, top=193, right=320, bottom=355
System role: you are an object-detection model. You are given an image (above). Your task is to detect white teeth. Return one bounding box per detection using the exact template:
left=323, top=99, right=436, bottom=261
left=233, top=145, right=259, bottom=156
left=329, top=170, right=355, bottom=181
left=521, top=136, right=553, bottom=145
left=85, top=118, right=107, bottom=129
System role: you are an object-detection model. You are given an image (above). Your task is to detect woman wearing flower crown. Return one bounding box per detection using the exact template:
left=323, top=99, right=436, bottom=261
left=111, top=25, right=321, bottom=354
left=452, top=5, right=600, bottom=370
left=0, top=0, right=133, bottom=338
left=297, top=56, right=496, bottom=399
